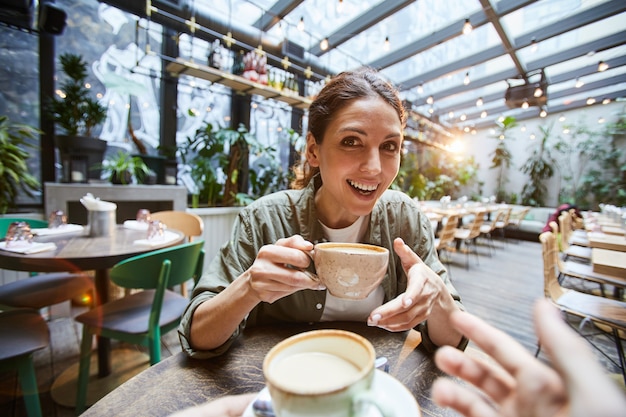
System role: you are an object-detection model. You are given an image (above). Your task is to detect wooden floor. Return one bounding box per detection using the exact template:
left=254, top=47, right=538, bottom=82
left=1, top=237, right=623, bottom=417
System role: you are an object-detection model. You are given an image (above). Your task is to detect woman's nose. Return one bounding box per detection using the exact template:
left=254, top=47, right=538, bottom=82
left=360, top=148, right=382, bottom=174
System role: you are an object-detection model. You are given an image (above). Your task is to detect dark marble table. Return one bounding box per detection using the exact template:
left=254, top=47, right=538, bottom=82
left=0, top=225, right=184, bottom=376
left=83, top=322, right=461, bottom=417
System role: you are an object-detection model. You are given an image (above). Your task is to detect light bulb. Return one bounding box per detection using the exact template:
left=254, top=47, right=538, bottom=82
left=462, top=19, right=472, bottom=35
left=586, top=97, right=596, bottom=105
left=417, top=83, right=424, bottom=94
left=530, top=38, right=538, bottom=53
left=476, top=97, right=483, bottom=106
left=598, top=61, right=608, bottom=72
left=533, top=87, right=543, bottom=98
left=602, top=98, right=611, bottom=105
left=320, top=38, right=329, bottom=51
left=521, top=100, right=529, bottom=109
left=426, top=95, right=434, bottom=104
left=297, top=17, right=304, bottom=31
left=481, top=111, right=487, bottom=118
left=540, top=108, right=547, bottom=117
left=384, top=36, right=390, bottom=51
left=460, top=114, right=467, bottom=121
left=575, top=78, right=584, bottom=88
left=337, top=0, right=344, bottom=13
left=464, top=72, right=470, bottom=85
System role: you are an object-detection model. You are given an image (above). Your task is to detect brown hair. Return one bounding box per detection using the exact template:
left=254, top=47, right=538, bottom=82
left=291, top=67, right=406, bottom=189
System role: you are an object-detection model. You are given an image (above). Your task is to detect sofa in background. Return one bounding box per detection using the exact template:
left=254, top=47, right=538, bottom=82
left=505, top=205, right=555, bottom=241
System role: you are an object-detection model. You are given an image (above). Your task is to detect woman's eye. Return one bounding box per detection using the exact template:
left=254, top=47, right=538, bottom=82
left=382, top=141, right=399, bottom=152
left=341, top=137, right=359, bottom=147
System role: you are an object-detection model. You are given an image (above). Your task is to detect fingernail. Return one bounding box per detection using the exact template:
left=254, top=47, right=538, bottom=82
left=403, top=297, right=413, bottom=307
left=368, top=313, right=381, bottom=326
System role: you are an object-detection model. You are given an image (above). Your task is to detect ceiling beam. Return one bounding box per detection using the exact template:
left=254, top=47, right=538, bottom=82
left=308, top=0, right=414, bottom=56
left=253, top=0, right=304, bottom=32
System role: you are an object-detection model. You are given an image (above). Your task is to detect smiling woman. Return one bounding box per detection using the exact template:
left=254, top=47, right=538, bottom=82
left=179, top=67, right=468, bottom=361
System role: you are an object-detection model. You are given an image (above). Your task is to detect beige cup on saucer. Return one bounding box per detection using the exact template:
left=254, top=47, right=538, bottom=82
left=263, top=329, right=393, bottom=417
left=311, top=242, right=389, bottom=300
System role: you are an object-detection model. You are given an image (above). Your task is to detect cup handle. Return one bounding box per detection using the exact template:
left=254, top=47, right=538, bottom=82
left=353, top=391, right=394, bottom=417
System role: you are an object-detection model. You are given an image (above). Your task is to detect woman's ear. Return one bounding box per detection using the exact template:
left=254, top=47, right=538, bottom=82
left=305, top=132, right=320, bottom=168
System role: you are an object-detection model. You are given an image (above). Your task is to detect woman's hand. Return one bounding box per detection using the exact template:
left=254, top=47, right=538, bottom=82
left=432, top=299, right=626, bottom=417
left=169, top=393, right=257, bottom=417
left=244, top=234, right=325, bottom=304
left=367, top=238, right=462, bottom=349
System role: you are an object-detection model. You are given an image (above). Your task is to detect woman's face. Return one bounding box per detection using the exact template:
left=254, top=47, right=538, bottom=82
left=306, top=96, right=403, bottom=229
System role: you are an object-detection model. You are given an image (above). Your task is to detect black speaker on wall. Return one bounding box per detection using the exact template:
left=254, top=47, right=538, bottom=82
left=38, top=3, right=66, bottom=35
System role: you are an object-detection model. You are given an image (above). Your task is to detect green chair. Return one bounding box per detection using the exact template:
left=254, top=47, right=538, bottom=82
left=0, top=309, right=50, bottom=417
left=0, top=217, right=94, bottom=310
left=74, top=240, right=205, bottom=414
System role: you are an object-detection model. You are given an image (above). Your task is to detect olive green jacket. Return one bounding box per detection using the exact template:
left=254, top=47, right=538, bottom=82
left=178, top=175, right=466, bottom=358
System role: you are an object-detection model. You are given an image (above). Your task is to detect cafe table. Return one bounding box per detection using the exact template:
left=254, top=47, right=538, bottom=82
left=0, top=224, right=185, bottom=377
left=82, top=322, right=464, bottom=417
left=587, top=232, right=626, bottom=252
left=592, top=248, right=626, bottom=277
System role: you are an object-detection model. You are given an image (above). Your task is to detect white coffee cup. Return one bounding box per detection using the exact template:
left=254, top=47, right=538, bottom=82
left=263, top=329, right=393, bottom=417
left=311, top=242, right=389, bottom=300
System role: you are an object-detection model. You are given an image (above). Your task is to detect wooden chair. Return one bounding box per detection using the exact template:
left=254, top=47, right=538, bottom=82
left=0, top=309, right=50, bottom=417
left=558, top=212, right=592, bottom=263
left=74, top=240, right=205, bottom=414
left=0, top=218, right=94, bottom=311
left=150, top=210, right=204, bottom=297
left=454, top=210, right=486, bottom=269
left=548, top=222, right=625, bottom=299
left=539, top=231, right=626, bottom=384
left=435, top=214, right=459, bottom=273
left=479, top=208, right=506, bottom=256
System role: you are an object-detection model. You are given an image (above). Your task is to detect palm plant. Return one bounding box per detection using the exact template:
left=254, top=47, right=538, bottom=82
left=0, top=116, right=41, bottom=214
left=520, top=123, right=556, bottom=206
left=489, top=116, right=517, bottom=202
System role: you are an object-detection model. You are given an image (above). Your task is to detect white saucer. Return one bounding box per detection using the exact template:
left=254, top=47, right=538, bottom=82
left=243, top=369, right=420, bottom=417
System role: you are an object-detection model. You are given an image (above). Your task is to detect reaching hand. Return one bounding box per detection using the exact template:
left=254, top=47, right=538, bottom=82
left=432, top=299, right=626, bottom=417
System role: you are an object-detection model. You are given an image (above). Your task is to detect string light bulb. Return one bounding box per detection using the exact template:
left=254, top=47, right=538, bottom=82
left=384, top=36, right=390, bottom=51
left=586, top=97, right=596, bottom=105
left=481, top=110, right=487, bottom=118
left=297, top=16, right=304, bottom=31
left=417, top=83, right=424, bottom=94
left=575, top=78, right=584, bottom=88
left=539, top=107, right=547, bottom=117
left=533, top=86, right=543, bottom=98
left=320, top=37, right=329, bottom=51
left=426, top=95, right=434, bottom=104
left=602, top=98, right=611, bottom=105
left=337, top=0, right=344, bottom=13
left=530, top=38, right=538, bottom=53
left=462, top=18, right=472, bottom=35
left=476, top=97, right=483, bottom=106
left=463, top=72, right=470, bottom=85
left=598, top=61, right=608, bottom=72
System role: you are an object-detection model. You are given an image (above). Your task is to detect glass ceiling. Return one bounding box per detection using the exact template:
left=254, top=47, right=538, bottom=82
left=190, top=0, right=625, bottom=134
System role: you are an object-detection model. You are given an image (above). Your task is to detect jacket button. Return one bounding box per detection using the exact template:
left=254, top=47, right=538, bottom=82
left=315, top=303, right=322, bottom=310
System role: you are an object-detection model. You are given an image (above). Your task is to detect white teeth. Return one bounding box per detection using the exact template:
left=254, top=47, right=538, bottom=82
left=348, top=180, right=378, bottom=192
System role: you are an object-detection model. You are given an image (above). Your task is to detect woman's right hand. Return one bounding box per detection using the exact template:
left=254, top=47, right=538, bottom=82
left=244, top=235, right=325, bottom=304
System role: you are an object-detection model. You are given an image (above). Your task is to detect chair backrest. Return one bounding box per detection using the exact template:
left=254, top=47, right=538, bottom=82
left=437, top=214, right=459, bottom=248
left=110, top=240, right=204, bottom=291
left=0, top=218, right=48, bottom=237
left=508, top=207, right=530, bottom=226
left=539, top=231, right=566, bottom=301
left=558, top=212, right=573, bottom=250
left=467, top=210, right=486, bottom=239
left=150, top=211, right=203, bottom=242
left=497, top=207, right=512, bottom=227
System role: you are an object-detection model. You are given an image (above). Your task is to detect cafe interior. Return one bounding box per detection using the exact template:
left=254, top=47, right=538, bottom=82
left=0, top=0, right=625, bottom=416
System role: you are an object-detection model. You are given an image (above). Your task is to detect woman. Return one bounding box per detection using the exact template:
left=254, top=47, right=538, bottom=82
left=178, top=68, right=466, bottom=358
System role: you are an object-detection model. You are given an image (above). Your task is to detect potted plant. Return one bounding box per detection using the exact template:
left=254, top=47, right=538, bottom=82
left=179, top=122, right=293, bottom=207
left=46, top=53, right=108, bottom=182
left=100, top=150, right=151, bottom=185
left=0, top=116, right=41, bottom=214
left=489, top=116, right=517, bottom=203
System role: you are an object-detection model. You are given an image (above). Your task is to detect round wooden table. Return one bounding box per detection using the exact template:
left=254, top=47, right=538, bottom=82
left=83, top=322, right=460, bottom=417
left=0, top=225, right=184, bottom=376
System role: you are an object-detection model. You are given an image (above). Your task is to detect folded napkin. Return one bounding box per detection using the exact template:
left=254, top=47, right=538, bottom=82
left=123, top=220, right=150, bottom=231
left=31, top=224, right=84, bottom=236
left=80, top=193, right=117, bottom=211
left=133, top=231, right=179, bottom=247
left=0, top=241, right=57, bottom=254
